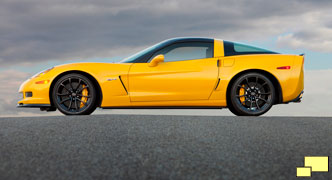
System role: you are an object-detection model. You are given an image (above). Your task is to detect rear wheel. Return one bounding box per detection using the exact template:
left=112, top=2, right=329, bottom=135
left=228, top=73, right=275, bottom=116
left=52, top=73, right=97, bottom=115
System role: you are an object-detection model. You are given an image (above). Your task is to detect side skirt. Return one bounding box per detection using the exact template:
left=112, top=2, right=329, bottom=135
left=101, top=106, right=224, bottom=109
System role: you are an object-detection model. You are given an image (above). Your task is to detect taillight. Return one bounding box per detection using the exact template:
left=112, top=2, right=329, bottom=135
left=300, top=53, right=305, bottom=65
left=277, top=66, right=291, bottom=70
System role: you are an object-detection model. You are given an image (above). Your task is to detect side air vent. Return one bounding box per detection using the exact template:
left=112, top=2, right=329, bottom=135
left=118, top=76, right=128, bottom=94
left=25, top=92, right=33, bottom=97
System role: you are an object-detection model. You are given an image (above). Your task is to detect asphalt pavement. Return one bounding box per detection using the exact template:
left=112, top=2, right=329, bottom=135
left=0, top=115, right=331, bottom=180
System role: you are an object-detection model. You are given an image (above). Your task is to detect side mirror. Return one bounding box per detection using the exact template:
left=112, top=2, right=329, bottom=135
left=148, top=55, right=164, bottom=67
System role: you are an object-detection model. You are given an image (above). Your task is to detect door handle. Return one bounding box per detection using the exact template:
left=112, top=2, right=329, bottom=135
left=217, top=59, right=221, bottom=67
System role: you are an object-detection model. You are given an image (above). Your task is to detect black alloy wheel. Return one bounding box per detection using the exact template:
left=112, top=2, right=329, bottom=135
left=52, top=73, right=97, bottom=115
left=229, top=73, right=275, bottom=116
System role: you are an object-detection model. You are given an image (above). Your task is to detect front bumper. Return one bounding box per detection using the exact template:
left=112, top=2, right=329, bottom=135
left=17, top=77, right=52, bottom=107
left=17, top=104, right=51, bottom=108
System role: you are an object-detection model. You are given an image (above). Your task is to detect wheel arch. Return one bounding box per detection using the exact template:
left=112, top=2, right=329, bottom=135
left=226, top=69, right=283, bottom=106
left=49, top=70, right=103, bottom=108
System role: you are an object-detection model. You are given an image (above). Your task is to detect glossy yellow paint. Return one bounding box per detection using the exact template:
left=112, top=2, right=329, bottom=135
left=128, top=58, right=219, bottom=102
left=18, top=62, right=133, bottom=107
left=214, top=39, right=224, bottom=57
left=148, top=54, right=165, bottom=67
left=18, top=39, right=304, bottom=108
left=217, top=54, right=304, bottom=104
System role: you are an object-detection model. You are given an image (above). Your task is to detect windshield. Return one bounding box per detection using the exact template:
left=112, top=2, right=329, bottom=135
left=120, top=41, right=165, bottom=63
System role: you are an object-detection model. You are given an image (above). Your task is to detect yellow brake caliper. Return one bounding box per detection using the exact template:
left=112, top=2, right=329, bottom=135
left=80, top=85, right=88, bottom=108
left=239, top=85, right=246, bottom=105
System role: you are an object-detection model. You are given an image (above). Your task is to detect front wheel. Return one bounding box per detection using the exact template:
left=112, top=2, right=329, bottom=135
left=52, top=73, right=97, bottom=115
left=228, top=73, right=275, bottom=116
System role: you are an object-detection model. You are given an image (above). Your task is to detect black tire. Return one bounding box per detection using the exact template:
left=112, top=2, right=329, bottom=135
left=52, top=73, right=97, bottom=115
left=228, top=73, right=275, bottom=116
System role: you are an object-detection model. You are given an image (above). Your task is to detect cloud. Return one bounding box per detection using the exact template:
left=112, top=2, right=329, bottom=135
left=1, top=69, right=331, bottom=117
left=276, top=10, right=332, bottom=52
left=1, top=0, right=332, bottom=67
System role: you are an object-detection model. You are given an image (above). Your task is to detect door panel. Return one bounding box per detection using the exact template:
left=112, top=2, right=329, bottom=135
left=128, top=58, right=218, bottom=102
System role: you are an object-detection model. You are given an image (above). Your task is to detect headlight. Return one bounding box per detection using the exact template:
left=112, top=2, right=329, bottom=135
left=31, top=67, right=54, bottom=78
left=18, top=92, right=24, bottom=100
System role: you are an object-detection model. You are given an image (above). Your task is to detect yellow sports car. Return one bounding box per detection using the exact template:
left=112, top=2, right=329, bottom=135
left=17, top=37, right=304, bottom=116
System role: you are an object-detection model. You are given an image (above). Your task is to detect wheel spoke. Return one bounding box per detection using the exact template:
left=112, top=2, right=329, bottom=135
left=75, top=79, right=82, bottom=91
left=254, top=76, right=258, bottom=87
left=77, top=94, right=91, bottom=98
left=257, top=97, right=267, bottom=103
left=237, top=85, right=248, bottom=92
left=75, top=98, right=78, bottom=111
left=59, top=98, right=70, bottom=104
left=245, top=78, right=250, bottom=87
left=77, top=86, right=89, bottom=93
left=60, top=84, right=71, bottom=93
left=260, top=92, right=271, bottom=95
left=76, top=98, right=87, bottom=105
left=255, top=100, right=260, bottom=109
left=68, top=78, right=74, bottom=91
left=67, top=99, right=72, bottom=110
left=236, top=94, right=246, bottom=98
left=261, top=82, right=267, bottom=86
left=259, top=82, right=268, bottom=91
left=57, top=93, right=70, bottom=96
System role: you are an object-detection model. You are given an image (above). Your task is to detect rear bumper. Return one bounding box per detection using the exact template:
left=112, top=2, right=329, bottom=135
left=289, top=90, right=304, bottom=103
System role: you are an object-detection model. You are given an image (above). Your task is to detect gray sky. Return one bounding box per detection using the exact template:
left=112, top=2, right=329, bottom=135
left=0, top=0, right=331, bottom=116
left=1, top=0, right=332, bottom=67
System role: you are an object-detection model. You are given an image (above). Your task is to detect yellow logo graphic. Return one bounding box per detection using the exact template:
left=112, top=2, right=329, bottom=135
left=297, top=156, right=329, bottom=177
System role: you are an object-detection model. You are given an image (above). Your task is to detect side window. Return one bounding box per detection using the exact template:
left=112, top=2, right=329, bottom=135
left=223, top=41, right=277, bottom=56
left=234, top=43, right=269, bottom=52
left=150, top=42, right=213, bottom=62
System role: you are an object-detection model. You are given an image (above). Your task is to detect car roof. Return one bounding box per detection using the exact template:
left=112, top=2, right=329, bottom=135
left=164, top=37, right=214, bottom=44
